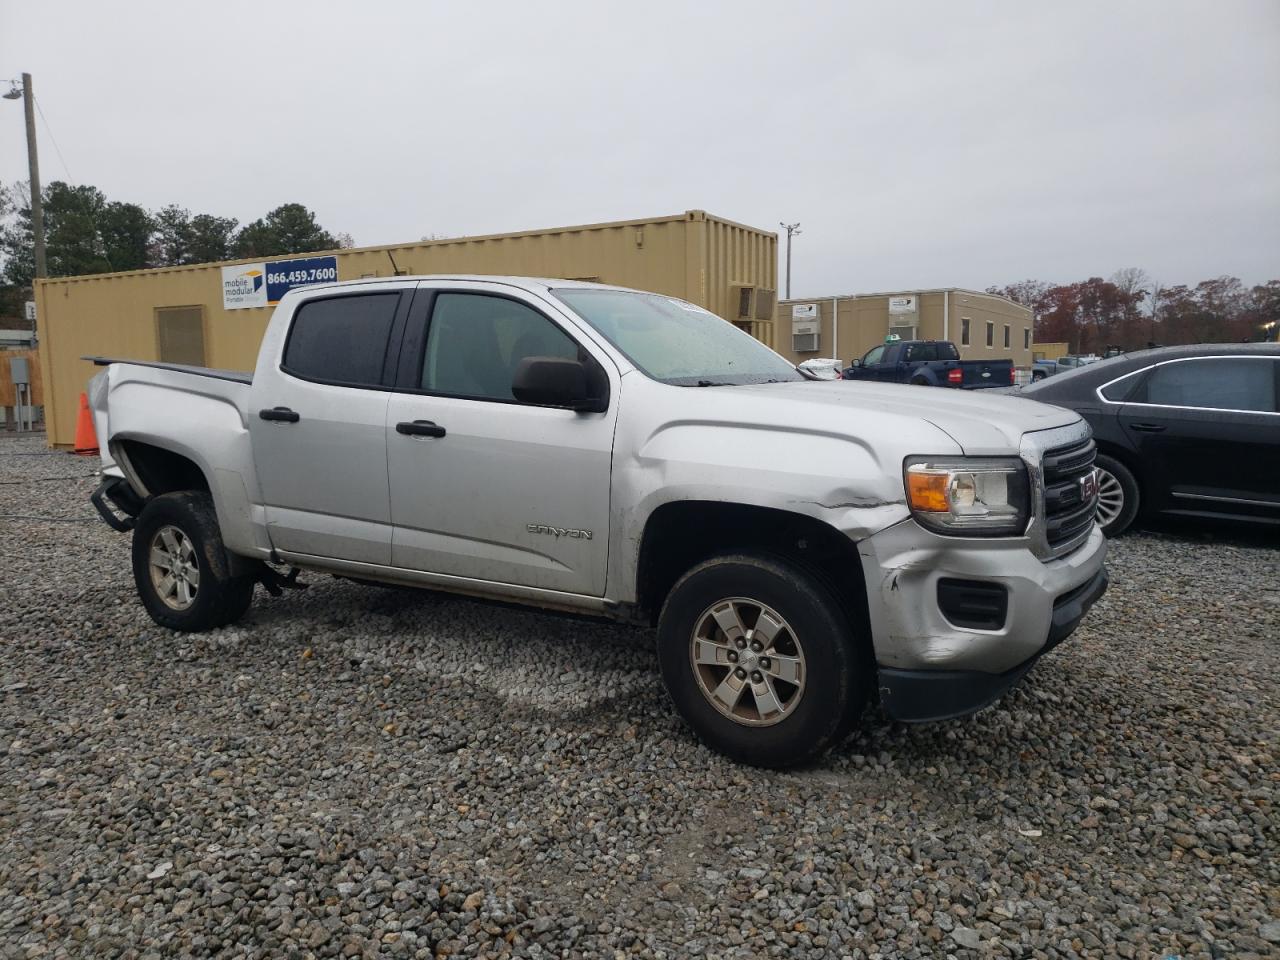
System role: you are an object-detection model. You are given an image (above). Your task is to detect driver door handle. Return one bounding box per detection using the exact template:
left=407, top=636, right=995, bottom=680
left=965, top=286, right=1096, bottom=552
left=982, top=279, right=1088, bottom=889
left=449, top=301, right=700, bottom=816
left=396, top=420, right=446, bottom=438
left=259, top=406, right=300, bottom=423
left=1127, top=422, right=1166, bottom=433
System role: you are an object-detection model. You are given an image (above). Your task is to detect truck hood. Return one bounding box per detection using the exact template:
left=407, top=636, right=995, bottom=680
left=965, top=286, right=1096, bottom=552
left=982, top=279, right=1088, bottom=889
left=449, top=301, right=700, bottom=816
left=728, top=379, right=1081, bottom=454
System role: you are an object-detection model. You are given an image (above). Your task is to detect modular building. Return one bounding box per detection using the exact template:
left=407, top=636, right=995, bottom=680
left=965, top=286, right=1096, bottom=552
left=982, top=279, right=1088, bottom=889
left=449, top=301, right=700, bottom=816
left=774, top=289, right=1034, bottom=369
left=36, top=210, right=777, bottom=447
left=1033, top=341, right=1070, bottom=361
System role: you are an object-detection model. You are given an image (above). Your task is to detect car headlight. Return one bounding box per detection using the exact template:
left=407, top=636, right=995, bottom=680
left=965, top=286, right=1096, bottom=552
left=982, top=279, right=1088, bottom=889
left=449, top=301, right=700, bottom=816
left=903, top=456, right=1030, bottom=536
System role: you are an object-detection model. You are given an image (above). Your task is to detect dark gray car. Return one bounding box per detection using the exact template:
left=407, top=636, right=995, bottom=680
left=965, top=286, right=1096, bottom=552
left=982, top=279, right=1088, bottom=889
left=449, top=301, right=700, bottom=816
left=1018, top=343, right=1280, bottom=535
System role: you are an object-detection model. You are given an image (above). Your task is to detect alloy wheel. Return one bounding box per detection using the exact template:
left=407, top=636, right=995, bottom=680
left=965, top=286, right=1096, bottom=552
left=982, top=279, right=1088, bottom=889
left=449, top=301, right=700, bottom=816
left=148, top=524, right=201, bottom=611
left=1095, top=467, right=1125, bottom=528
left=689, top=597, right=806, bottom=727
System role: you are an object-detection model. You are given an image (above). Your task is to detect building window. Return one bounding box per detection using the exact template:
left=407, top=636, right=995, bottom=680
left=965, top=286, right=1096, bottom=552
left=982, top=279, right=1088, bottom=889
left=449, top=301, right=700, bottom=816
left=1024, top=328, right=1030, bottom=350
left=961, top=318, right=971, bottom=346
left=985, top=321, right=994, bottom=348
left=1003, top=324, right=1011, bottom=349
left=155, top=306, right=205, bottom=366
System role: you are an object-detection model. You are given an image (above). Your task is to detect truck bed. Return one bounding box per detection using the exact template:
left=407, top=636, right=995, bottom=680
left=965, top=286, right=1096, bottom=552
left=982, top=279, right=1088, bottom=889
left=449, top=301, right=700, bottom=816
left=87, top=356, right=253, bottom=385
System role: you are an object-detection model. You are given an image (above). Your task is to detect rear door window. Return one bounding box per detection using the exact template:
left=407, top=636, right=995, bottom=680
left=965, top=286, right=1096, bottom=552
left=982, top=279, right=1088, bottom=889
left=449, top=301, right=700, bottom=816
left=1099, top=368, right=1148, bottom=402
left=1129, top=357, right=1276, bottom=412
left=906, top=343, right=937, bottom=362
left=282, top=293, right=400, bottom=387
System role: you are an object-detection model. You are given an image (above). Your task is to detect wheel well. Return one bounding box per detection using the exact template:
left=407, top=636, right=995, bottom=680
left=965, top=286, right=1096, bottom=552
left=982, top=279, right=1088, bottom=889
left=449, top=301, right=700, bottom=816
left=1094, top=440, right=1139, bottom=479
left=117, top=440, right=210, bottom=498
left=1093, top=440, right=1147, bottom=498
left=634, top=501, right=871, bottom=641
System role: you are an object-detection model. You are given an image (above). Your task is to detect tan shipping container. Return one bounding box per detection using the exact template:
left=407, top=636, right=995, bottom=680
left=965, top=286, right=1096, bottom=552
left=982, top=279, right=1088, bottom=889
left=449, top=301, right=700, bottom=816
left=37, top=210, right=776, bottom=447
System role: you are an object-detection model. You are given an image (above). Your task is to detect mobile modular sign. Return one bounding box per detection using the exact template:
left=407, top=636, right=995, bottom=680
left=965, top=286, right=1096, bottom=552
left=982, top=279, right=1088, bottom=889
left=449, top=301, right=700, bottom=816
left=222, top=255, right=339, bottom=310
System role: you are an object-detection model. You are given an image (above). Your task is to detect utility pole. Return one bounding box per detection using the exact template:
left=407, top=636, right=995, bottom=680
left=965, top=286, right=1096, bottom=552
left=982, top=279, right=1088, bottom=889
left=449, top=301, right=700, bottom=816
left=780, top=222, right=801, bottom=299
left=4, top=73, right=46, bottom=278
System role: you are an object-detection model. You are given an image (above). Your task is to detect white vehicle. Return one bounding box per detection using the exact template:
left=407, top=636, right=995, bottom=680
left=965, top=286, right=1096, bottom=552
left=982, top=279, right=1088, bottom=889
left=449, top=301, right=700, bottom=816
left=88, top=277, right=1107, bottom=767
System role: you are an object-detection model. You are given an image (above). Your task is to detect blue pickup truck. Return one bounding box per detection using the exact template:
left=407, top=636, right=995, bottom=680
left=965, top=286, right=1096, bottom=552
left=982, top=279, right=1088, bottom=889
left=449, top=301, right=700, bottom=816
left=842, top=340, right=1015, bottom=389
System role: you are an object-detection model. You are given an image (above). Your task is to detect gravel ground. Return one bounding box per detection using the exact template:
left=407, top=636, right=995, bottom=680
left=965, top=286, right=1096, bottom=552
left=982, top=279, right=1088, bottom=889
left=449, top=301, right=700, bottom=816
left=1, top=433, right=1277, bottom=959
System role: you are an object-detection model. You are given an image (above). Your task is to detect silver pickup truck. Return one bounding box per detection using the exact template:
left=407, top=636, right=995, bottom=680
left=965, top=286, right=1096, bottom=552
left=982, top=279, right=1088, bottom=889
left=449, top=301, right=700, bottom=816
left=87, top=276, right=1107, bottom=767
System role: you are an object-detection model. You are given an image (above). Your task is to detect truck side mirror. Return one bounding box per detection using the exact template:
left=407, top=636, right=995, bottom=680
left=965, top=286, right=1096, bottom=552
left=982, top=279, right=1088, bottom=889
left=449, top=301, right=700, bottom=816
left=846, top=359, right=861, bottom=368
left=512, top=357, right=605, bottom=412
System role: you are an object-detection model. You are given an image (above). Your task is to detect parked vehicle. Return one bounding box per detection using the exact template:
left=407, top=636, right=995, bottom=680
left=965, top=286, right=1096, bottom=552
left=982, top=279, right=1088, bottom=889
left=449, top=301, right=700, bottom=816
left=87, top=277, right=1107, bottom=767
left=1055, top=355, right=1100, bottom=370
left=1032, top=359, right=1059, bottom=381
left=795, top=357, right=843, bottom=380
left=1020, top=343, right=1280, bottom=536
left=842, top=340, right=1015, bottom=388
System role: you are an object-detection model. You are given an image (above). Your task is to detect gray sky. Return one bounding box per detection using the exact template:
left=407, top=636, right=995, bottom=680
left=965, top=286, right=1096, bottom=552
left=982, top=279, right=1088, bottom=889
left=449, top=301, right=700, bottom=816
left=2, top=0, right=1277, bottom=296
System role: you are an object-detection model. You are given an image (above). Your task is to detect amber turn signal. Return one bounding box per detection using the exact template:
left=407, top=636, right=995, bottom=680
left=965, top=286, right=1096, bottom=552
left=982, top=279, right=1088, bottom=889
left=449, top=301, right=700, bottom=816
left=906, top=471, right=951, bottom=513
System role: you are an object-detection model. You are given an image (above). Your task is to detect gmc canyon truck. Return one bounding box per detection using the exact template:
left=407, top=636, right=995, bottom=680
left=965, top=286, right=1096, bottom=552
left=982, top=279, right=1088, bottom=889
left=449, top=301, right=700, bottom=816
left=843, top=340, right=1015, bottom=388
left=87, top=277, right=1108, bottom=767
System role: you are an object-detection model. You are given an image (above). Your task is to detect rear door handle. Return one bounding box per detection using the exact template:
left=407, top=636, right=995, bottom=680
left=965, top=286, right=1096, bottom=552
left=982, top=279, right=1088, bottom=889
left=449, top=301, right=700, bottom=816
left=1127, top=422, right=1166, bottom=433
left=396, top=419, right=446, bottom=438
left=259, top=407, right=300, bottom=423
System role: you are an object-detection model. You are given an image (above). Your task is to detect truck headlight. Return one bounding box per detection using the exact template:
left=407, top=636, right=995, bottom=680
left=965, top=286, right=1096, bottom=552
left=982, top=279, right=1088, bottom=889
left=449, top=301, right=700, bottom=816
left=903, top=456, right=1030, bottom=536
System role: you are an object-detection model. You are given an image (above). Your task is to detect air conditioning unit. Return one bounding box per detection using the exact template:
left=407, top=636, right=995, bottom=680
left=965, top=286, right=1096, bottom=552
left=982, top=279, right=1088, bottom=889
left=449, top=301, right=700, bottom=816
left=793, top=332, right=820, bottom=353
left=754, top=288, right=777, bottom=321
left=731, top=284, right=755, bottom=320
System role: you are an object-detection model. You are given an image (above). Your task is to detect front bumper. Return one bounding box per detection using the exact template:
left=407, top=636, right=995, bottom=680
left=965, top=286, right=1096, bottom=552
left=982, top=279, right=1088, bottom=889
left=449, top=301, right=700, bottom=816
left=877, top=565, right=1107, bottom=721
left=856, top=518, right=1108, bottom=720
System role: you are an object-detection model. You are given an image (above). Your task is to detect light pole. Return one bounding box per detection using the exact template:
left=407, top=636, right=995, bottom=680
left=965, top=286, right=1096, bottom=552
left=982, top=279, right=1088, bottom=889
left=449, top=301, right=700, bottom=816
left=779, top=222, right=801, bottom=299
left=4, top=73, right=47, bottom=279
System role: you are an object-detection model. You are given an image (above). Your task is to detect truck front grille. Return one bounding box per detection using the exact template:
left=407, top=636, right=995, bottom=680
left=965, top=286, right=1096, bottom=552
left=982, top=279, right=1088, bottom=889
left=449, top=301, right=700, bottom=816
left=1041, top=438, right=1098, bottom=551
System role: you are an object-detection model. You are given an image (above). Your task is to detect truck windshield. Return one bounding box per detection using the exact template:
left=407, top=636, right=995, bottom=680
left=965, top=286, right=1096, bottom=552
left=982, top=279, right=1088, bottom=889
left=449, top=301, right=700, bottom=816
left=553, top=289, right=804, bottom=386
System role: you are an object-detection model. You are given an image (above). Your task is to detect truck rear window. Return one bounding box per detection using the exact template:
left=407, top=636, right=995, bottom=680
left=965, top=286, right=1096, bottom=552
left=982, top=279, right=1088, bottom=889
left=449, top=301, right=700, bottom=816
left=282, top=294, right=399, bottom=387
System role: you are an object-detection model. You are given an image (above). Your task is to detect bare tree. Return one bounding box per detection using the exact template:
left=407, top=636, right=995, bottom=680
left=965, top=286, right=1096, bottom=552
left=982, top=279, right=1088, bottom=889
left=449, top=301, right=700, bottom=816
left=1110, top=267, right=1151, bottom=299
left=1109, top=268, right=1153, bottom=348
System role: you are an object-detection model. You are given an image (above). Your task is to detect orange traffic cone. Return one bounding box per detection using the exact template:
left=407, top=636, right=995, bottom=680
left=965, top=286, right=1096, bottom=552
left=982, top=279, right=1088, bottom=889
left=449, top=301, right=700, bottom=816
left=73, top=392, right=99, bottom=455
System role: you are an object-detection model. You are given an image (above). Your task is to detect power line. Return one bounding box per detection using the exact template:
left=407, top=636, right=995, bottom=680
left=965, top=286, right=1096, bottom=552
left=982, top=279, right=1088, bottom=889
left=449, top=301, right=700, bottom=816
left=33, top=94, right=72, bottom=181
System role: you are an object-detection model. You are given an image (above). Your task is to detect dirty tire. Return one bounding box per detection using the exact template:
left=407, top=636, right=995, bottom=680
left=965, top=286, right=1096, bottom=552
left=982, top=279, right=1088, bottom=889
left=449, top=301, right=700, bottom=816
left=131, top=491, right=255, bottom=632
left=1094, top=453, right=1140, bottom=537
left=657, top=553, right=868, bottom=769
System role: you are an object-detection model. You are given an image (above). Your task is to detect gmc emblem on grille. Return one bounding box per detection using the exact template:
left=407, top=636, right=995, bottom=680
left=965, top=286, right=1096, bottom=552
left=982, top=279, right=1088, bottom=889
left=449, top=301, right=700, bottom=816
left=1079, top=470, right=1099, bottom=502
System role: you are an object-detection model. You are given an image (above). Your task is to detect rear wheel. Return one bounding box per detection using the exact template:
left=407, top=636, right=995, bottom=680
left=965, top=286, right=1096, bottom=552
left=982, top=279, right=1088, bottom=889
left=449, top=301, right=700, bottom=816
left=657, top=553, right=869, bottom=768
left=132, top=491, right=255, bottom=631
left=1094, top=454, right=1140, bottom=537
left=1032, top=370, right=1047, bottom=382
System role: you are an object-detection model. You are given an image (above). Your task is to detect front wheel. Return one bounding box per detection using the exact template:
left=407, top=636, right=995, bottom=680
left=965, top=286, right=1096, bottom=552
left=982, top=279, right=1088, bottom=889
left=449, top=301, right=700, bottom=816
left=132, top=491, right=255, bottom=631
left=1094, top=454, right=1140, bottom=537
left=657, top=553, right=869, bottom=768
